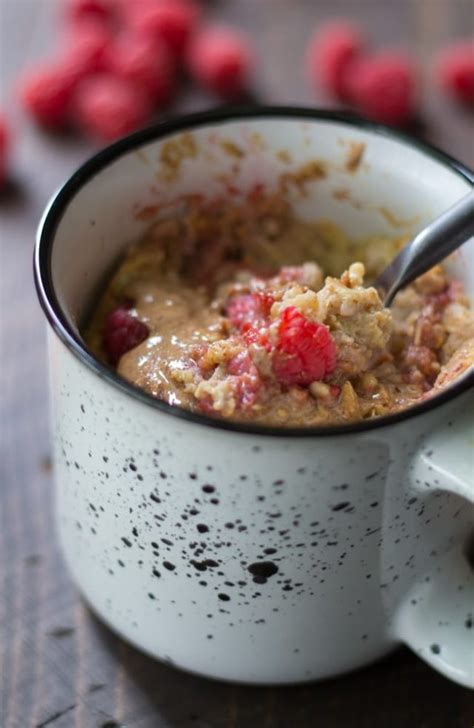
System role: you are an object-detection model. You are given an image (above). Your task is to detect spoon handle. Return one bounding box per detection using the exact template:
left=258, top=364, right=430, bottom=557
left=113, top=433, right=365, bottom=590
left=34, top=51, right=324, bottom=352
left=376, top=190, right=474, bottom=306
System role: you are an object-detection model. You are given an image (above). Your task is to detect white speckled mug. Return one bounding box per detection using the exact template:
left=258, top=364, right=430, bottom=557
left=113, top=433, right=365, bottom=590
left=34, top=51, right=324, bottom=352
left=35, top=108, right=474, bottom=687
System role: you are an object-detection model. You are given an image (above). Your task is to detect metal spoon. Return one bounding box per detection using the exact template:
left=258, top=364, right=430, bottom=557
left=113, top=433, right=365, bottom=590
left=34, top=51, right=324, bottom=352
left=374, top=190, right=474, bottom=306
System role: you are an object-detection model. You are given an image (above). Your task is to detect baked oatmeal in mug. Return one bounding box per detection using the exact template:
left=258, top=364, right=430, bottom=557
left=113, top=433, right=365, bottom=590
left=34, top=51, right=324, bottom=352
left=36, top=109, right=474, bottom=687
left=85, top=193, right=474, bottom=426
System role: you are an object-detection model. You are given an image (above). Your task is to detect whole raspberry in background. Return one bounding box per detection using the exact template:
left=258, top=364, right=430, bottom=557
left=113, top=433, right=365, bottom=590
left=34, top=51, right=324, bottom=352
left=75, top=74, right=153, bottom=141
left=435, top=41, right=474, bottom=104
left=18, top=64, right=78, bottom=127
left=272, top=306, right=337, bottom=387
left=125, top=0, right=200, bottom=59
left=18, top=22, right=112, bottom=129
left=106, top=32, right=176, bottom=105
left=63, top=20, right=112, bottom=79
left=0, top=115, right=9, bottom=187
left=187, top=25, right=253, bottom=98
left=346, top=52, right=416, bottom=126
left=65, top=0, right=114, bottom=26
left=102, top=305, right=149, bottom=365
left=306, top=20, right=365, bottom=100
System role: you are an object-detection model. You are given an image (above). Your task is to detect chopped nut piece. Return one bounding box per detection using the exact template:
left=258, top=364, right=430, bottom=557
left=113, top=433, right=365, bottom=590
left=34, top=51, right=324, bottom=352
left=309, top=381, right=331, bottom=399
left=339, top=381, right=361, bottom=419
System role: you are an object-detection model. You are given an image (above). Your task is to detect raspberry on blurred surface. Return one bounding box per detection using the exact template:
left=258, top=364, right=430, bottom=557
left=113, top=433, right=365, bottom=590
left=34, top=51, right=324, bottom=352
left=18, top=65, right=78, bottom=127
left=435, top=41, right=474, bottom=104
left=66, top=0, right=114, bottom=26
left=0, top=114, right=9, bottom=187
left=272, top=306, right=337, bottom=386
left=102, top=305, right=149, bottom=364
left=74, top=74, right=153, bottom=141
left=346, top=52, right=416, bottom=125
left=187, top=25, right=253, bottom=98
left=307, top=20, right=365, bottom=99
left=125, top=0, right=200, bottom=58
left=63, top=20, right=112, bottom=79
left=106, top=32, right=176, bottom=104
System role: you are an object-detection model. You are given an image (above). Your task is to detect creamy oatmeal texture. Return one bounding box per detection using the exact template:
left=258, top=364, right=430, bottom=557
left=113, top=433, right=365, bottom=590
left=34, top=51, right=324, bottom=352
left=85, top=194, right=474, bottom=426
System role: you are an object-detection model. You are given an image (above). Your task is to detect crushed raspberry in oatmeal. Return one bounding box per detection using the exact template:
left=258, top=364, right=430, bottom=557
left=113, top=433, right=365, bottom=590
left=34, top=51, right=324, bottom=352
left=272, top=307, right=337, bottom=386
left=103, top=303, right=149, bottom=365
left=84, top=194, right=473, bottom=426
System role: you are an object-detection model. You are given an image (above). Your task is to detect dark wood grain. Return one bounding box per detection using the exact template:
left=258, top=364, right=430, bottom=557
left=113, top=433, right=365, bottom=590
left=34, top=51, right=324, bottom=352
left=1, top=1, right=473, bottom=726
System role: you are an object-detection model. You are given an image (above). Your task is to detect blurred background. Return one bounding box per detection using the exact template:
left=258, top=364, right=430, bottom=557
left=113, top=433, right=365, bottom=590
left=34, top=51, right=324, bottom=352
left=1, top=1, right=473, bottom=727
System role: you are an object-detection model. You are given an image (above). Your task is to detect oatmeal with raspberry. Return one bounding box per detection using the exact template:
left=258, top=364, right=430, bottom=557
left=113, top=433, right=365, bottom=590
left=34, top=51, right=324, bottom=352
left=85, top=194, right=474, bottom=425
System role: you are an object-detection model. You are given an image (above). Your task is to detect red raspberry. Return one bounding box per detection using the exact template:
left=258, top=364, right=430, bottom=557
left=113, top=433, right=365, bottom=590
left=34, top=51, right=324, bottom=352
left=103, top=305, right=149, bottom=365
left=306, top=20, right=365, bottom=99
left=347, top=52, right=416, bottom=126
left=0, top=114, right=9, bottom=187
left=18, top=24, right=112, bottom=129
left=66, top=0, right=114, bottom=25
left=18, top=64, right=78, bottom=127
left=227, top=292, right=274, bottom=350
left=106, top=33, right=176, bottom=104
left=187, top=25, right=253, bottom=98
left=125, top=0, right=200, bottom=58
left=227, top=351, right=262, bottom=411
left=196, top=349, right=262, bottom=415
left=435, top=42, right=474, bottom=104
left=0, top=116, right=7, bottom=150
left=272, top=306, right=336, bottom=386
left=75, top=74, right=152, bottom=142
left=63, top=21, right=112, bottom=79
left=227, top=350, right=253, bottom=376
left=197, top=396, right=217, bottom=416
left=226, top=292, right=273, bottom=332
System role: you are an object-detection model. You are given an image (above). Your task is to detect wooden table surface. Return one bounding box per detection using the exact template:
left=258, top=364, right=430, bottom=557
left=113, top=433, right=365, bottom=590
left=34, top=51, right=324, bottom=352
left=1, top=1, right=473, bottom=726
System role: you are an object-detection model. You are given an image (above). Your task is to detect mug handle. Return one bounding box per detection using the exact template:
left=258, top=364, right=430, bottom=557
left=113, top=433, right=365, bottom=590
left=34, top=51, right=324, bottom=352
left=390, top=407, right=474, bottom=688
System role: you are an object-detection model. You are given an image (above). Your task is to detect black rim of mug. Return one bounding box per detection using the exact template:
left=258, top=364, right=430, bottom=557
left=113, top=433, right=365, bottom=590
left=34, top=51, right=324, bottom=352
left=34, top=106, right=474, bottom=438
